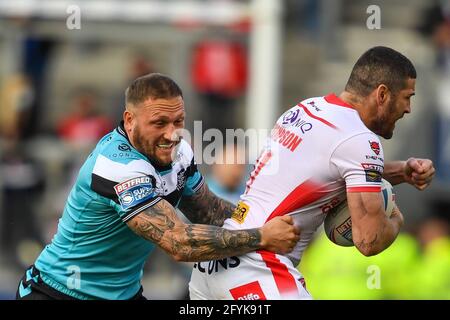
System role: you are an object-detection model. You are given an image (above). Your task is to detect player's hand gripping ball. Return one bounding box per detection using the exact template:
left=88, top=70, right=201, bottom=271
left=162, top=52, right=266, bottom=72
left=324, top=179, right=395, bottom=247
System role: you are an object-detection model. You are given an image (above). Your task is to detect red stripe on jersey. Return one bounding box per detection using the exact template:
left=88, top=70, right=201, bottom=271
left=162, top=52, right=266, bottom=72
left=347, top=186, right=381, bottom=192
left=298, top=103, right=338, bottom=130
left=324, top=93, right=354, bottom=109
left=265, top=180, right=327, bottom=222
left=257, top=250, right=298, bottom=297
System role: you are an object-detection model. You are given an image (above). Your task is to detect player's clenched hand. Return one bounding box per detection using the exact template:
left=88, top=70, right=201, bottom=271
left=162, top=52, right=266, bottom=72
left=404, top=158, right=435, bottom=190
left=259, top=215, right=301, bottom=254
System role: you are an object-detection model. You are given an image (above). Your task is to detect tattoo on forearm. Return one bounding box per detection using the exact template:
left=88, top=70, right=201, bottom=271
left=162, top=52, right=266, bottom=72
left=127, top=199, right=261, bottom=262
left=179, top=224, right=261, bottom=261
left=355, top=234, right=378, bottom=253
left=128, top=201, right=175, bottom=242
left=178, top=184, right=235, bottom=226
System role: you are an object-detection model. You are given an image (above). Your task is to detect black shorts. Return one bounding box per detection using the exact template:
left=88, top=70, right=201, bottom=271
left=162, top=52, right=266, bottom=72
left=16, top=265, right=146, bottom=300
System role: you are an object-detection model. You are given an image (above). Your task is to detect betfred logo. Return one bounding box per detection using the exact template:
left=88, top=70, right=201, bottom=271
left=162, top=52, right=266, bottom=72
left=114, top=176, right=155, bottom=211
left=229, top=281, right=266, bottom=300
left=369, top=140, right=380, bottom=155
left=361, top=163, right=383, bottom=172
left=114, top=176, right=152, bottom=193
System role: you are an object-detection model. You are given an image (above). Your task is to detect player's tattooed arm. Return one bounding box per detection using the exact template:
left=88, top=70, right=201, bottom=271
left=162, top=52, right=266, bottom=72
left=348, top=191, right=403, bottom=256
left=127, top=199, right=300, bottom=262
left=178, top=183, right=235, bottom=226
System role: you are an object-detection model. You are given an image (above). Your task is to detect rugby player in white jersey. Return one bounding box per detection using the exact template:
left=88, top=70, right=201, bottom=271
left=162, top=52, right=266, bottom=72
left=189, top=46, right=435, bottom=300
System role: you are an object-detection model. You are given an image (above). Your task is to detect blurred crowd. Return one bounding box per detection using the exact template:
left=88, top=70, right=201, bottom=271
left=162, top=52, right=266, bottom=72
left=0, top=0, right=449, bottom=299
left=300, top=215, right=450, bottom=299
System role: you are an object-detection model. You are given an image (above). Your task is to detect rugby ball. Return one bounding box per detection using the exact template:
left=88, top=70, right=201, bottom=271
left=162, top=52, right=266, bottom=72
left=324, top=179, right=395, bottom=247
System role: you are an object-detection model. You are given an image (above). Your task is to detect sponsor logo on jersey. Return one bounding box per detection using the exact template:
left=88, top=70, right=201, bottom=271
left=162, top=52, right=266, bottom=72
left=280, top=109, right=313, bottom=133
left=231, top=201, right=250, bottom=224
left=118, top=143, right=131, bottom=152
left=365, top=170, right=382, bottom=182
left=271, top=124, right=303, bottom=152
left=111, top=152, right=132, bottom=158
left=282, top=109, right=300, bottom=125
left=297, top=121, right=313, bottom=133
left=361, top=163, right=383, bottom=182
left=121, top=192, right=134, bottom=205
left=365, top=155, right=384, bottom=162
left=307, top=100, right=321, bottom=112
left=114, top=176, right=153, bottom=193
left=176, top=168, right=187, bottom=191
left=320, top=196, right=344, bottom=214
left=193, top=256, right=240, bottom=275
left=361, top=163, right=383, bottom=172
left=114, top=176, right=156, bottom=210
left=229, top=281, right=266, bottom=300
left=369, top=141, right=380, bottom=155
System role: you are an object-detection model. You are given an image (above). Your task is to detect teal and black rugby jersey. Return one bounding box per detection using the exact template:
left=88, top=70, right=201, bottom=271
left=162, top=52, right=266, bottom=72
left=34, top=122, right=203, bottom=300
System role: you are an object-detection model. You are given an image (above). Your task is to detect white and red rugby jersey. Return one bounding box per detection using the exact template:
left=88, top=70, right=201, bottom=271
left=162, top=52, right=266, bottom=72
left=222, top=93, right=385, bottom=265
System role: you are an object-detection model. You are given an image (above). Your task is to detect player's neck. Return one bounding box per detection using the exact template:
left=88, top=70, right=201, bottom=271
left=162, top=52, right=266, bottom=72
left=339, top=91, right=377, bottom=130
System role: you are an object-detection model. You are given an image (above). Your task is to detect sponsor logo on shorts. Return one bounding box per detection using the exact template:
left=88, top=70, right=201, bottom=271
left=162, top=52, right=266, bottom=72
left=193, top=256, right=240, bottom=275
left=230, top=281, right=266, bottom=300
left=231, top=201, right=250, bottom=224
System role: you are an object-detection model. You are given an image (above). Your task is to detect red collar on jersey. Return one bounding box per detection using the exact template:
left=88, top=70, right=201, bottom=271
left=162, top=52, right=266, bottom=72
left=324, top=93, right=354, bottom=109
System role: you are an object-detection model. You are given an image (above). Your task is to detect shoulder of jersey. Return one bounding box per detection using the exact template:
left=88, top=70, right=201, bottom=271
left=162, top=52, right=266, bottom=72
left=300, top=95, right=371, bottom=135
left=92, top=133, right=156, bottom=182
left=96, top=131, right=144, bottom=163
left=175, top=139, right=195, bottom=166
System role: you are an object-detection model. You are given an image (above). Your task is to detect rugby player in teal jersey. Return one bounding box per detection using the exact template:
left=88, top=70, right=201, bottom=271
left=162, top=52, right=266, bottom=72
left=16, top=74, right=300, bottom=300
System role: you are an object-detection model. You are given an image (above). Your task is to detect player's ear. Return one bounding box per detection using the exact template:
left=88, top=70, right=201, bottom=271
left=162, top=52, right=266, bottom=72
left=123, top=108, right=135, bottom=130
left=375, top=84, right=389, bottom=107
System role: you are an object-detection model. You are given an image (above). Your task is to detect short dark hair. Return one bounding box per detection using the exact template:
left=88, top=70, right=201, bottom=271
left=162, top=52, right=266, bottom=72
left=125, top=73, right=183, bottom=106
left=345, top=46, right=416, bottom=97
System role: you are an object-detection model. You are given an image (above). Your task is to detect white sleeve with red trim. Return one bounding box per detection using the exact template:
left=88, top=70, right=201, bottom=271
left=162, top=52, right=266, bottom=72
left=330, top=132, right=384, bottom=193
